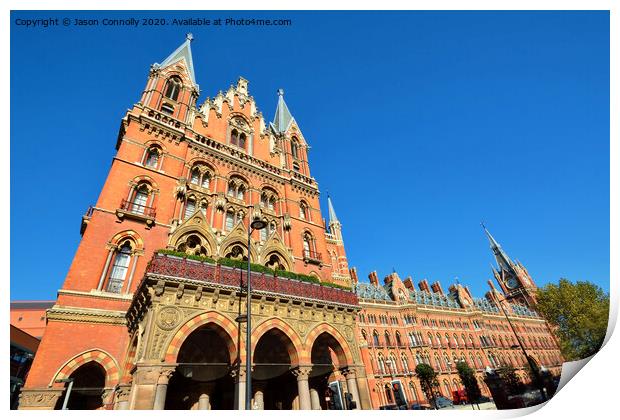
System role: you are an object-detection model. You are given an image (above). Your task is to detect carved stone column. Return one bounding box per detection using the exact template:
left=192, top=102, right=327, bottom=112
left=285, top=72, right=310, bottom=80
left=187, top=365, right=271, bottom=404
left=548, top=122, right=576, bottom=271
left=114, top=384, right=132, bottom=410
left=342, top=367, right=361, bottom=410
left=198, top=393, right=210, bottom=410
left=231, top=367, right=246, bottom=410
left=292, top=366, right=312, bottom=410
left=153, top=367, right=175, bottom=410
left=253, top=390, right=264, bottom=410
left=310, top=388, right=321, bottom=410
left=17, top=388, right=65, bottom=410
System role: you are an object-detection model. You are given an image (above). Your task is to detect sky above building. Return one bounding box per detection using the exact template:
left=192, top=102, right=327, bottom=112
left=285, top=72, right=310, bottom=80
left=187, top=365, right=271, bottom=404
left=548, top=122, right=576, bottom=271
left=10, top=10, right=609, bottom=300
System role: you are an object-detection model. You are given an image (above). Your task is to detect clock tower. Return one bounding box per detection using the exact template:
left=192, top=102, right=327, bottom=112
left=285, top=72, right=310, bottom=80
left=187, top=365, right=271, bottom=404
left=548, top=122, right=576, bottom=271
left=482, top=224, right=538, bottom=308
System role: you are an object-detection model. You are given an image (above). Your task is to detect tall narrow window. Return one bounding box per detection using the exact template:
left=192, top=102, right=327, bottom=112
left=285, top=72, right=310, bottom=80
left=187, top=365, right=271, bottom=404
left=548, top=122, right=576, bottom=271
left=131, top=186, right=149, bottom=215
left=145, top=147, right=160, bottom=168
left=303, top=236, right=311, bottom=258
left=107, top=243, right=132, bottom=293
left=299, top=202, right=307, bottom=220
left=164, top=77, right=182, bottom=101
left=225, top=211, right=235, bottom=231
left=291, top=138, right=299, bottom=159
left=190, top=168, right=201, bottom=184
left=236, top=185, right=245, bottom=201
left=231, top=129, right=239, bottom=147
left=201, top=172, right=210, bottom=188
left=260, top=226, right=267, bottom=242
left=238, top=133, right=246, bottom=149
left=184, top=199, right=196, bottom=219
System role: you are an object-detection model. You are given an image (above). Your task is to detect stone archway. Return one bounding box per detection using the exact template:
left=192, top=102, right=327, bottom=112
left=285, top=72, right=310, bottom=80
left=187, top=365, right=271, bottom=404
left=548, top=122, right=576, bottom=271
left=252, top=328, right=300, bottom=409
left=61, top=361, right=107, bottom=410
left=164, top=322, right=236, bottom=410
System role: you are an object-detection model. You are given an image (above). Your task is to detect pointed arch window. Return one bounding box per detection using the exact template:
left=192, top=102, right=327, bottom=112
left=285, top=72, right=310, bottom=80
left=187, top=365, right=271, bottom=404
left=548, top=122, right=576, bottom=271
left=106, top=242, right=132, bottom=293
left=164, top=77, right=182, bottom=101
left=291, top=137, right=299, bottom=159
left=373, top=331, right=380, bottom=347
left=184, top=198, right=196, bottom=220
left=299, top=201, right=308, bottom=220
left=225, top=210, right=235, bottom=231
left=131, top=185, right=150, bottom=215
left=230, top=129, right=248, bottom=150
left=144, top=147, right=161, bottom=168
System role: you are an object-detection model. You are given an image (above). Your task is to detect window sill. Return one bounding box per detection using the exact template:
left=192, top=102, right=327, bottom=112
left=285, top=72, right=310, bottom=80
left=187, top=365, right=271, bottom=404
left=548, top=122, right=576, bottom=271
left=116, top=208, right=156, bottom=227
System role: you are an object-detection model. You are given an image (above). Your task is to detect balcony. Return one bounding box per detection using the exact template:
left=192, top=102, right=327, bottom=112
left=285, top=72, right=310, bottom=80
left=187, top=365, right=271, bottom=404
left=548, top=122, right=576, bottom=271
left=116, top=199, right=156, bottom=227
left=303, top=249, right=322, bottom=266
left=146, top=253, right=358, bottom=307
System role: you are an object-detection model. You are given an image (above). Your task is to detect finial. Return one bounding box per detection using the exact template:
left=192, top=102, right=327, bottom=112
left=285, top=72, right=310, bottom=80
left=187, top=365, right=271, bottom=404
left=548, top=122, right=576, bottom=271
left=277, top=88, right=284, bottom=97
left=186, top=33, right=194, bottom=42
left=326, top=189, right=330, bottom=198
left=481, top=221, right=486, bottom=230
left=455, top=276, right=460, bottom=285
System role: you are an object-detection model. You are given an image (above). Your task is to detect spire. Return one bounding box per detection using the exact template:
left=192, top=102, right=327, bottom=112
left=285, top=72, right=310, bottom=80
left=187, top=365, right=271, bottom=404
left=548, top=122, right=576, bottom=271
left=270, top=89, right=296, bottom=134
left=155, top=33, right=196, bottom=85
left=481, top=222, right=514, bottom=273
left=327, top=194, right=340, bottom=224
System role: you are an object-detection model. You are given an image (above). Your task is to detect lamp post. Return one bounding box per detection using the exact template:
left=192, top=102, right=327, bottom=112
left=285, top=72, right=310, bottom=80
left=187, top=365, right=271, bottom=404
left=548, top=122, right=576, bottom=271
left=55, top=378, right=74, bottom=410
left=496, top=298, right=547, bottom=403
left=245, top=219, right=267, bottom=410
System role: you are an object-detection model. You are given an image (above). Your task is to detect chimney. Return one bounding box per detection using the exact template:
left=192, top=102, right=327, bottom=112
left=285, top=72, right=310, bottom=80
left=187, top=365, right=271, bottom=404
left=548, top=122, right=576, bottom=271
left=418, top=279, right=430, bottom=293
left=349, top=267, right=359, bottom=284
left=368, top=271, right=379, bottom=286
left=384, top=273, right=394, bottom=285
left=431, top=281, right=444, bottom=295
left=448, top=284, right=458, bottom=295
left=403, top=276, right=414, bottom=291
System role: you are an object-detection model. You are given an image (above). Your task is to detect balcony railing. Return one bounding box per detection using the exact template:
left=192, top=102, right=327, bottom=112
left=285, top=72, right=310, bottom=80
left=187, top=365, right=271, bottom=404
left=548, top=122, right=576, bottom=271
left=303, top=249, right=322, bottom=265
left=146, top=253, right=358, bottom=306
left=120, top=199, right=157, bottom=218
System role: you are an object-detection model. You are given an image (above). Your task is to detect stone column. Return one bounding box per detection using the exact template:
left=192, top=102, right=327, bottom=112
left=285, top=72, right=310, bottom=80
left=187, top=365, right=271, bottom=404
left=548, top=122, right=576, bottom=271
left=198, top=393, right=210, bottom=410
left=153, top=367, right=175, bottom=410
left=292, top=366, right=312, bottom=410
left=231, top=367, right=246, bottom=410
left=114, top=384, right=132, bottom=410
left=342, top=368, right=361, bottom=410
left=253, top=390, right=264, bottom=410
left=310, top=388, right=321, bottom=410
left=96, top=246, right=115, bottom=290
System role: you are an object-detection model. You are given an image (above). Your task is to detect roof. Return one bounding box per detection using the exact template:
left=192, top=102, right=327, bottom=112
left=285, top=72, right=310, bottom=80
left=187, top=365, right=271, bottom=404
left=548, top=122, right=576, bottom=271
left=156, top=34, right=196, bottom=85
left=270, top=89, right=296, bottom=134
left=10, top=301, right=55, bottom=310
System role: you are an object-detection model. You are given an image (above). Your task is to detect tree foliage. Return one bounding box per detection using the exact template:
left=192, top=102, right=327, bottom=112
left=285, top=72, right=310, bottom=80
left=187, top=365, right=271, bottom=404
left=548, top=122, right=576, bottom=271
left=415, top=363, right=439, bottom=408
left=535, top=278, right=609, bottom=360
left=456, top=361, right=482, bottom=403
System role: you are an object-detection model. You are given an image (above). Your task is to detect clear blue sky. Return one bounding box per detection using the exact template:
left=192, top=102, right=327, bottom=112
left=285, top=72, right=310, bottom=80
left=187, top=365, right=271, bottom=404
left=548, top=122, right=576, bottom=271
left=10, top=11, right=609, bottom=300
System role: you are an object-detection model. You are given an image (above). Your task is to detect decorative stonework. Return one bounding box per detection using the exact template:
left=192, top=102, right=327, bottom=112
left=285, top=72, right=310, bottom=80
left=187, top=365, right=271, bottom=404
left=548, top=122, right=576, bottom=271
left=156, top=306, right=183, bottom=330
left=18, top=388, right=64, bottom=410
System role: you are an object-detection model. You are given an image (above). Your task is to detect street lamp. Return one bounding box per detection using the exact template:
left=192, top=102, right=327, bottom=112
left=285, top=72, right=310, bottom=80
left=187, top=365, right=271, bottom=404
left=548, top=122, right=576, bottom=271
left=496, top=298, right=547, bottom=403
left=55, top=378, right=74, bottom=410
left=245, top=219, right=267, bottom=410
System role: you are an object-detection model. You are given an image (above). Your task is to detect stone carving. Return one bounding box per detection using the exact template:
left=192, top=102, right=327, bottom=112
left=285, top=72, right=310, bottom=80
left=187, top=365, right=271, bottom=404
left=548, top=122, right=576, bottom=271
left=18, top=389, right=64, bottom=409
left=344, top=326, right=354, bottom=341
left=156, top=306, right=183, bottom=331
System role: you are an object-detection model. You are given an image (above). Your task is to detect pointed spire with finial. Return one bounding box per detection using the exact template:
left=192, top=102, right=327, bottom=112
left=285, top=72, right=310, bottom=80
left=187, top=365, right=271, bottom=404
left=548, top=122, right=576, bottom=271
left=327, top=194, right=340, bottom=225
left=156, top=33, right=197, bottom=85
left=481, top=222, right=515, bottom=274
left=271, top=89, right=296, bottom=134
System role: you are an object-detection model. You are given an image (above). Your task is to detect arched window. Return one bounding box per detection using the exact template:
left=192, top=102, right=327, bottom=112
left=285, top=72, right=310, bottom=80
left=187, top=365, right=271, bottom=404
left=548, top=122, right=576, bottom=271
left=373, top=331, right=380, bottom=347
left=190, top=168, right=201, bottom=184
left=238, top=133, right=247, bottom=149
left=401, top=354, right=410, bottom=373
left=225, top=210, right=235, bottom=231
left=184, top=198, right=196, bottom=219
left=144, top=147, right=161, bottom=168
left=396, top=332, right=403, bottom=347
left=384, top=331, right=391, bottom=347
left=130, top=184, right=150, bottom=215
left=291, top=137, right=299, bottom=159
left=299, top=201, right=308, bottom=220
left=231, top=129, right=239, bottom=147
left=106, top=242, right=132, bottom=293
left=164, top=77, right=182, bottom=101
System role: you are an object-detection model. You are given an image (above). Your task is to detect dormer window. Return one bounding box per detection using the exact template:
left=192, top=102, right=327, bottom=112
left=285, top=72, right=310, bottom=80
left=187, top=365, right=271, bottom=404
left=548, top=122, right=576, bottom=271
left=164, top=76, right=182, bottom=101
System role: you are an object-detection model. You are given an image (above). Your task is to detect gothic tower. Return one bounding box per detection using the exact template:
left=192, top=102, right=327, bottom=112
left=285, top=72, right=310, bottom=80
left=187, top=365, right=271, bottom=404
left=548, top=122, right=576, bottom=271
left=483, top=224, right=538, bottom=307
left=19, top=35, right=363, bottom=410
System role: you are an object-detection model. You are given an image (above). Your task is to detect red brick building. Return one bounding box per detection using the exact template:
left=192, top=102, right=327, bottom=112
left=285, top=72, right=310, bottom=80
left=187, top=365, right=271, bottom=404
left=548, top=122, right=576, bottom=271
left=353, top=228, right=563, bottom=408
left=17, top=35, right=562, bottom=410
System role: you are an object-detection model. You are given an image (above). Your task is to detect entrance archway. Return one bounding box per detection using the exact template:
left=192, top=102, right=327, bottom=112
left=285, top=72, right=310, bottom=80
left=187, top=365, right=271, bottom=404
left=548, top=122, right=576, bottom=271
left=309, top=332, right=348, bottom=410
left=165, top=323, right=235, bottom=409
left=252, top=328, right=299, bottom=409
left=63, top=361, right=106, bottom=410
